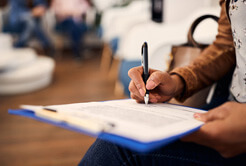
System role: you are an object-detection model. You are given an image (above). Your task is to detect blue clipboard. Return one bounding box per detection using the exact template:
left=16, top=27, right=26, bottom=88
left=8, top=109, right=201, bottom=153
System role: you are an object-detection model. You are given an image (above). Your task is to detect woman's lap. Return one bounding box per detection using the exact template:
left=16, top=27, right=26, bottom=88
left=79, top=138, right=246, bottom=166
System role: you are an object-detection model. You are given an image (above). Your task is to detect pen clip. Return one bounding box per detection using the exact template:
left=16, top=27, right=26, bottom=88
left=141, top=44, right=144, bottom=67
left=141, top=42, right=149, bottom=80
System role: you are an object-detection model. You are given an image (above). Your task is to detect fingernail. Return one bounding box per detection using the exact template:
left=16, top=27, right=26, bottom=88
left=194, top=113, right=202, bottom=120
left=146, top=80, right=156, bottom=89
left=139, top=88, right=146, bottom=97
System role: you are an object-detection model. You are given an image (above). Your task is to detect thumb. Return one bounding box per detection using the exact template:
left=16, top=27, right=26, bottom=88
left=194, top=106, right=229, bottom=122
left=146, top=71, right=169, bottom=90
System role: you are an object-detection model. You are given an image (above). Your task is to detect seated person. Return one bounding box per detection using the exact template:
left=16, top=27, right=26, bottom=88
left=7, top=0, right=53, bottom=53
left=51, top=0, right=93, bottom=59
left=79, top=0, right=246, bottom=165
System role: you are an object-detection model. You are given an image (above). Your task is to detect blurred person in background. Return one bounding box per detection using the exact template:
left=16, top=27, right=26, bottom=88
left=51, top=0, right=93, bottom=60
left=7, top=0, right=53, bottom=55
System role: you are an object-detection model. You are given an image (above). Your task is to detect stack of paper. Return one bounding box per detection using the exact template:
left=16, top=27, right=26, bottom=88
left=9, top=99, right=206, bottom=152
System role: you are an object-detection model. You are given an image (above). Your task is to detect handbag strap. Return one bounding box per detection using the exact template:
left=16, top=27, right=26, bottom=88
left=187, top=14, right=219, bottom=48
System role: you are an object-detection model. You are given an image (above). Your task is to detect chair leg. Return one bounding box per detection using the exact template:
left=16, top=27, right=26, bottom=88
left=108, top=57, right=120, bottom=82
left=114, top=80, right=125, bottom=97
left=100, top=43, right=113, bottom=76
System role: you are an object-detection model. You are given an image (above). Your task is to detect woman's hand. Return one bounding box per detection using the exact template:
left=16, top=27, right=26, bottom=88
left=182, top=102, right=246, bottom=158
left=128, top=66, right=184, bottom=103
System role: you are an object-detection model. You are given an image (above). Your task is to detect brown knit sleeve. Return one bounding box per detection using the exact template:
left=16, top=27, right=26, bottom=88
left=169, top=0, right=236, bottom=102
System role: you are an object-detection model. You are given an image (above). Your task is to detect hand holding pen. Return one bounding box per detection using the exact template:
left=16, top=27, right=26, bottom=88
left=128, top=42, right=185, bottom=104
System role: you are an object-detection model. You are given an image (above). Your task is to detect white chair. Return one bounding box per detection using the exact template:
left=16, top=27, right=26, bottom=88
left=0, top=47, right=55, bottom=95
left=101, top=0, right=151, bottom=43
left=116, top=7, right=220, bottom=65
left=0, top=33, right=13, bottom=50
left=100, top=0, right=219, bottom=43
left=93, top=0, right=132, bottom=13
left=0, top=48, right=37, bottom=70
left=0, top=56, right=55, bottom=95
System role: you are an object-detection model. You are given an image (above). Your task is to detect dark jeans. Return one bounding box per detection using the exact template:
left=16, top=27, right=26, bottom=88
left=55, top=18, right=87, bottom=58
left=7, top=14, right=52, bottom=49
left=79, top=139, right=246, bottom=166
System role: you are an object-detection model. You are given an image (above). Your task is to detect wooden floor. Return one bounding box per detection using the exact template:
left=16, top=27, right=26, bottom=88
left=0, top=50, right=126, bottom=166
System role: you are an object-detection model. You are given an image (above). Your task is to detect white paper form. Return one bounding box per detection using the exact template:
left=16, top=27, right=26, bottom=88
left=42, top=99, right=206, bottom=143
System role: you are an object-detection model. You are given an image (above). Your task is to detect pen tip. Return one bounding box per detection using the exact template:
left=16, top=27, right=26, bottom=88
left=144, top=95, right=149, bottom=105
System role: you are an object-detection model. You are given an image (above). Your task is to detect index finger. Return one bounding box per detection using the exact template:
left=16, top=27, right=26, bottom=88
left=128, top=66, right=146, bottom=97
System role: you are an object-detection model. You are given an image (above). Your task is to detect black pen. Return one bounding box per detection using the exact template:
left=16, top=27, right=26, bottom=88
left=141, top=42, right=149, bottom=105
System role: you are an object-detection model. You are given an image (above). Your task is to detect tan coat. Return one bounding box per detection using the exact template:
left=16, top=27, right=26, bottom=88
left=170, top=0, right=235, bottom=102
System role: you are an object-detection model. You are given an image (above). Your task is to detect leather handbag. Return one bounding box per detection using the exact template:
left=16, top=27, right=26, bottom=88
left=168, top=14, right=219, bottom=108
